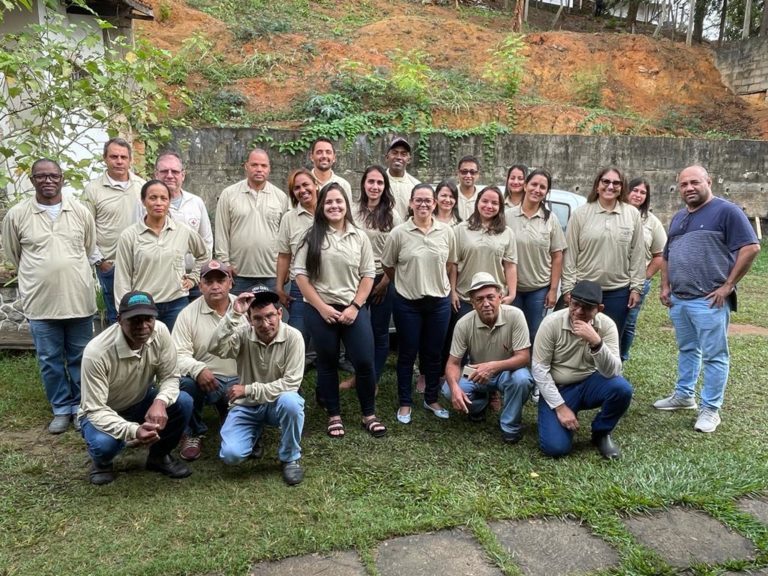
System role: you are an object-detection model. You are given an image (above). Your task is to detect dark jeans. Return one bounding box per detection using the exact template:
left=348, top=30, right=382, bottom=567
left=393, top=293, right=451, bottom=406
left=620, top=278, right=652, bottom=361
left=600, top=285, right=631, bottom=337
left=441, top=299, right=473, bottom=371
left=304, top=303, right=376, bottom=417
left=156, top=297, right=189, bottom=333
left=287, top=281, right=309, bottom=347
left=179, top=374, right=239, bottom=436
left=80, top=387, right=193, bottom=466
left=512, top=286, right=549, bottom=345
left=96, top=265, right=117, bottom=324
left=367, top=274, right=394, bottom=382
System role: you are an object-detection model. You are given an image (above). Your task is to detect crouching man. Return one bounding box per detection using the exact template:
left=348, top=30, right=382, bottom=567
left=209, top=285, right=306, bottom=486
left=533, top=280, right=633, bottom=460
left=79, top=291, right=193, bottom=485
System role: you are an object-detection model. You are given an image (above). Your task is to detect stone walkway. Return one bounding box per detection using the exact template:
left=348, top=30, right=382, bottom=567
left=249, top=496, right=768, bottom=576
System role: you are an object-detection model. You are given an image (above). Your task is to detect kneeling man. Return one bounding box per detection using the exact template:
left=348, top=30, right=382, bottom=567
left=209, top=285, right=306, bottom=485
left=442, top=272, right=534, bottom=443
left=533, top=280, right=633, bottom=459
left=79, top=291, right=193, bottom=485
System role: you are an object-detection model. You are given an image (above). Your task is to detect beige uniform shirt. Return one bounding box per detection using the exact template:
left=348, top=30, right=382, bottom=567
left=172, top=294, right=243, bottom=379
left=381, top=218, right=457, bottom=300
left=351, top=204, right=403, bottom=276
left=79, top=321, right=180, bottom=441
left=450, top=305, right=531, bottom=363
left=457, top=187, right=479, bottom=222
left=642, top=212, right=667, bottom=268
left=386, top=170, right=420, bottom=220
left=313, top=170, right=354, bottom=202
left=505, top=205, right=567, bottom=291
left=276, top=205, right=313, bottom=280
left=454, top=222, right=517, bottom=301
left=81, top=172, right=145, bottom=261
left=293, top=225, right=376, bottom=306
left=114, top=218, right=208, bottom=307
left=214, top=179, right=288, bottom=278
left=3, top=197, right=97, bottom=320
left=532, top=309, right=622, bottom=409
left=561, top=201, right=644, bottom=294
left=208, top=311, right=305, bottom=406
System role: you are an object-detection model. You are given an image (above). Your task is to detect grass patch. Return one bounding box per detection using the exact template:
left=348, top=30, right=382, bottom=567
left=1, top=245, right=767, bottom=575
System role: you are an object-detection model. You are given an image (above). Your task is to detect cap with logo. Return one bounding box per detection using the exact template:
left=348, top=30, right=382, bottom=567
left=119, top=291, right=158, bottom=320
left=201, top=259, right=232, bottom=279
left=249, top=284, right=280, bottom=306
left=387, top=136, right=411, bottom=153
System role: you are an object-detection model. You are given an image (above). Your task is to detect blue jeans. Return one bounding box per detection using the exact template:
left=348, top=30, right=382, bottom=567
left=305, top=304, right=376, bottom=417
left=393, top=294, right=451, bottom=406
left=232, top=276, right=277, bottom=296
left=538, top=371, right=633, bottom=457
left=80, top=388, right=193, bottom=466
left=669, top=294, right=730, bottom=411
left=513, top=286, right=549, bottom=345
left=96, top=265, right=117, bottom=324
left=219, top=392, right=304, bottom=464
left=179, top=374, right=239, bottom=436
left=287, top=281, right=309, bottom=347
left=441, top=299, right=473, bottom=370
left=442, top=367, right=534, bottom=435
left=29, top=316, right=93, bottom=416
left=620, top=279, right=652, bottom=361
left=155, top=297, right=189, bottom=333
left=600, top=285, right=631, bottom=337
left=368, top=274, right=394, bottom=383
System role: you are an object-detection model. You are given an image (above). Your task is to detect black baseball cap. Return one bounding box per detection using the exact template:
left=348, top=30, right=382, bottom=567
left=387, top=136, right=411, bottom=153
left=118, top=291, right=159, bottom=319
left=570, top=280, right=603, bottom=306
left=249, top=284, right=280, bottom=306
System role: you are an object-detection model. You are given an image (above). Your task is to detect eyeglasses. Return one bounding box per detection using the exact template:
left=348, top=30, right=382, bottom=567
left=31, top=173, right=62, bottom=183
left=412, top=198, right=434, bottom=205
left=600, top=178, right=622, bottom=188
left=459, top=169, right=479, bottom=176
left=156, top=169, right=183, bottom=176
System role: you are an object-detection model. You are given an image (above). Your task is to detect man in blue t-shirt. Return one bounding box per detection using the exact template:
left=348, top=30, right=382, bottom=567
left=654, top=165, right=760, bottom=433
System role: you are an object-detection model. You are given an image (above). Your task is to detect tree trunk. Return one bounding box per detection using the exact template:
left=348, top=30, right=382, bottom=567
left=692, top=0, right=707, bottom=42
left=761, top=0, right=768, bottom=36
left=626, top=0, right=641, bottom=28
left=717, top=0, right=727, bottom=44
left=512, top=0, right=524, bottom=31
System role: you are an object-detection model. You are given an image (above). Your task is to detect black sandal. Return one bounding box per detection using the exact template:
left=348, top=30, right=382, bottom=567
left=327, top=417, right=345, bottom=439
left=361, top=416, right=387, bottom=438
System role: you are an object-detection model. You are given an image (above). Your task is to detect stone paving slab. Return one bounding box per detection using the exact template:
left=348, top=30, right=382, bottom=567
left=624, top=507, right=756, bottom=568
left=723, top=569, right=768, bottom=576
left=490, top=518, right=620, bottom=576
left=250, top=551, right=365, bottom=576
left=738, top=496, right=768, bottom=525
left=375, top=529, right=502, bottom=576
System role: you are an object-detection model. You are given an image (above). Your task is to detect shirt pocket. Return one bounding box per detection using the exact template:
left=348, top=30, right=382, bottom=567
left=616, top=224, right=634, bottom=245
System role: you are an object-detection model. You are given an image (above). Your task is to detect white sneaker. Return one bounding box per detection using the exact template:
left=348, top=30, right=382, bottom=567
left=653, top=394, right=697, bottom=411
left=694, top=408, right=721, bottom=433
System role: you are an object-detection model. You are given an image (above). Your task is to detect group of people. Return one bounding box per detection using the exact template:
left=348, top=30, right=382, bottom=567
left=2, top=134, right=760, bottom=487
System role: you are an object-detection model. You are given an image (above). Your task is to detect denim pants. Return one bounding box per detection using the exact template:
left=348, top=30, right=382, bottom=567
left=393, top=294, right=451, bottom=406
left=80, top=388, right=193, bottom=466
left=669, top=294, right=730, bottom=411
left=537, top=371, right=633, bottom=457
left=600, top=285, right=631, bottom=337
left=287, top=281, right=309, bottom=347
left=441, top=367, right=534, bottom=435
left=29, top=316, right=93, bottom=416
left=620, top=279, right=652, bottom=361
left=96, top=265, right=117, bottom=324
left=179, top=374, right=239, bottom=436
left=155, top=297, right=189, bottom=333
left=305, top=304, right=376, bottom=417
left=513, top=286, right=549, bottom=345
left=219, top=392, right=304, bottom=464
left=441, top=299, right=473, bottom=371
left=367, top=274, right=394, bottom=383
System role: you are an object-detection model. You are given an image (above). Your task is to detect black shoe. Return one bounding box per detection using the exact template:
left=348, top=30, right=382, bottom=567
left=89, top=461, right=115, bottom=485
left=502, top=430, right=523, bottom=444
left=146, top=454, right=192, bottom=478
left=592, top=433, right=621, bottom=460
left=282, top=460, right=304, bottom=486
left=250, top=436, right=264, bottom=459
left=468, top=408, right=487, bottom=423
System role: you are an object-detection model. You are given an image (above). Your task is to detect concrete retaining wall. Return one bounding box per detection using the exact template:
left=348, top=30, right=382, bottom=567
left=715, top=37, right=768, bottom=95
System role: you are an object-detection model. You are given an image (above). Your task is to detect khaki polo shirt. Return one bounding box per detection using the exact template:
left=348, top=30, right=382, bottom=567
left=386, top=170, right=420, bottom=220
left=172, top=294, right=244, bottom=379
left=3, top=197, right=97, bottom=320
left=79, top=321, right=180, bottom=441
left=293, top=225, right=376, bottom=305
left=561, top=201, right=644, bottom=294
left=276, top=205, right=314, bottom=280
left=81, top=171, right=145, bottom=261
left=313, top=170, right=354, bottom=202
left=351, top=204, right=403, bottom=276
left=114, top=218, right=209, bottom=307
left=214, top=179, right=288, bottom=278
left=381, top=218, right=457, bottom=300
left=450, top=305, right=530, bottom=363
left=642, top=212, right=667, bottom=268
left=208, top=311, right=305, bottom=406
left=454, top=222, right=517, bottom=301
left=505, top=205, right=567, bottom=291
left=457, top=187, right=479, bottom=221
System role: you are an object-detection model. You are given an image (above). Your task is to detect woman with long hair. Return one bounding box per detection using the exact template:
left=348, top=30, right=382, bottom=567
left=620, top=177, right=667, bottom=361
left=505, top=169, right=567, bottom=343
left=382, top=183, right=456, bottom=425
left=293, top=183, right=386, bottom=438
left=433, top=180, right=462, bottom=226
left=561, top=167, right=644, bottom=336
left=504, top=164, right=528, bottom=208
left=114, top=179, right=208, bottom=331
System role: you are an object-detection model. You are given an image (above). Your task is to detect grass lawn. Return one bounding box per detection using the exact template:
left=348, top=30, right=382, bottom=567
left=1, top=243, right=767, bottom=576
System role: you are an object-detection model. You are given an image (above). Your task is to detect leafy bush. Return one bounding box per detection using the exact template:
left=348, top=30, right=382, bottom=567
left=482, top=34, right=527, bottom=99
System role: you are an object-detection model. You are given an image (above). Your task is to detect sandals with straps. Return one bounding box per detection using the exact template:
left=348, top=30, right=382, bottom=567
left=361, top=416, right=387, bottom=438
left=327, top=416, right=345, bottom=439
